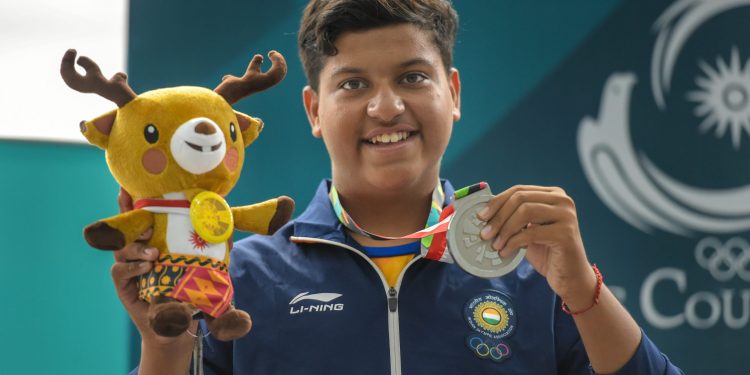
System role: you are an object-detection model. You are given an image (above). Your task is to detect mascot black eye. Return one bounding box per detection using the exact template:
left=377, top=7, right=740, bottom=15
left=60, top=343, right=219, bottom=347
left=144, top=124, right=159, bottom=144
left=229, top=122, right=237, bottom=142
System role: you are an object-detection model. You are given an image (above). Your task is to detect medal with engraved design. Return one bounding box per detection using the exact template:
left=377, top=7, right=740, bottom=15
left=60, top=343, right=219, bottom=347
left=190, top=191, right=234, bottom=244
left=447, top=185, right=527, bottom=278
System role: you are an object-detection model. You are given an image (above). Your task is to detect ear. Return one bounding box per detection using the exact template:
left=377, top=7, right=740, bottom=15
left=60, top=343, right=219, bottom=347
left=302, top=86, right=322, bottom=138
left=80, top=109, right=117, bottom=149
left=235, top=110, right=263, bottom=147
left=448, top=68, right=461, bottom=122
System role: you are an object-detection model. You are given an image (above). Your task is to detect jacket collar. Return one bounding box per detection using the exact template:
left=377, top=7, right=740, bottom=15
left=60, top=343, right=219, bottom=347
left=292, top=179, right=456, bottom=243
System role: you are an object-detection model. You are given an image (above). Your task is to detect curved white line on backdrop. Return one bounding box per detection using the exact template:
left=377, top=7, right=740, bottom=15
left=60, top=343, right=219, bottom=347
left=651, top=0, right=750, bottom=109
left=578, top=73, right=750, bottom=236
left=579, top=73, right=689, bottom=235
left=642, top=156, right=750, bottom=217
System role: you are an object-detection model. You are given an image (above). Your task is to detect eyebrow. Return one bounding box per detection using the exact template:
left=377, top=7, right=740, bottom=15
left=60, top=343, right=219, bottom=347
left=330, top=66, right=364, bottom=77
left=329, top=58, right=437, bottom=78
left=398, top=58, right=435, bottom=69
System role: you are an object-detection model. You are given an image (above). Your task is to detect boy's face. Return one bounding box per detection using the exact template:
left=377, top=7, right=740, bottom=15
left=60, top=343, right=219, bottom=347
left=303, top=23, right=461, bottom=194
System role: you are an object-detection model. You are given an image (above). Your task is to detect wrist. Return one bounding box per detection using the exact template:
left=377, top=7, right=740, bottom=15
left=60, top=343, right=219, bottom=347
left=141, top=332, right=194, bottom=355
left=139, top=335, right=194, bottom=375
left=560, top=264, right=602, bottom=315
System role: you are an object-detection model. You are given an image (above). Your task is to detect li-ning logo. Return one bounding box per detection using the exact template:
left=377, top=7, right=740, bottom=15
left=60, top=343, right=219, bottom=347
left=289, top=292, right=344, bottom=315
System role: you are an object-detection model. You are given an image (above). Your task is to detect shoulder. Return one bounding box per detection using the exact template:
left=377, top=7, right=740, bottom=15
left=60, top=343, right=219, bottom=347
left=229, top=220, right=298, bottom=277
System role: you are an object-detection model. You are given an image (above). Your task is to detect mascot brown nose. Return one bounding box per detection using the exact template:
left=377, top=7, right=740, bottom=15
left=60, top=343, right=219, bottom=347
left=195, top=122, right=216, bottom=135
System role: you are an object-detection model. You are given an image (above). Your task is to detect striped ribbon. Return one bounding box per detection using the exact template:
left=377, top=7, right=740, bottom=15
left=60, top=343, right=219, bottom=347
left=329, top=182, right=487, bottom=262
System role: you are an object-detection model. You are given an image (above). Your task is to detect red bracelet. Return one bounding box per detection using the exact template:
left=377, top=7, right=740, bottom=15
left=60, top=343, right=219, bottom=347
left=561, top=264, right=603, bottom=315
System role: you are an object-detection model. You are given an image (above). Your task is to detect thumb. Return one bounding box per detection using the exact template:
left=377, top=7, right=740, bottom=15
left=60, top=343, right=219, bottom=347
left=118, top=187, right=134, bottom=213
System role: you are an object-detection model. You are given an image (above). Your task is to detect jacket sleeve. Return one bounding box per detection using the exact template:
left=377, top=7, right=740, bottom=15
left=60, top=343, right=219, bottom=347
left=554, top=298, right=593, bottom=374
left=593, top=330, right=685, bottom=375
left=553, top=296, right=684, bottom=375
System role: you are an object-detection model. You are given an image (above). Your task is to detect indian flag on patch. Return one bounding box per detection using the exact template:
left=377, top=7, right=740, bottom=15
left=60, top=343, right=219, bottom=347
left=481, top=308, right=502, bottom=325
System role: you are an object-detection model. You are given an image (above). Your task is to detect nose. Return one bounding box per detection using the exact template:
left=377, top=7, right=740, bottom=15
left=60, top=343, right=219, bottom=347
left=367, top=86, right=405, bottom=123
left=194, top=121, right=216, bottom=135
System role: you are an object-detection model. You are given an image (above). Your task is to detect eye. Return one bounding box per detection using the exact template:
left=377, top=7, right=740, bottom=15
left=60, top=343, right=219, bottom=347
left=144, top=124, right=159, bottom=144
left=229, top=122, right=237, bottom=142
left=401, top=73, right=427, bottom=85
left=340, top=79, right=367, bottom=90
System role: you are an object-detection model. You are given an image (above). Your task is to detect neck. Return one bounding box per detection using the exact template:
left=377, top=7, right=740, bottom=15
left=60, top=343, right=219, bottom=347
left=332, top=180, right=438, bottom=244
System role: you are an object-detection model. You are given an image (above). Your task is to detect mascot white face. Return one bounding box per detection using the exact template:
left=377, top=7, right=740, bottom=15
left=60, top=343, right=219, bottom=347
left=170, top=117, right=228, bottom=175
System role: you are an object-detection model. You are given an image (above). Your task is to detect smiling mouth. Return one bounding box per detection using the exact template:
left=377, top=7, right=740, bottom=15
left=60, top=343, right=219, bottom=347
left=186, top=141, right=223, bottom=152
left=365, top=131, right=417, bottom=145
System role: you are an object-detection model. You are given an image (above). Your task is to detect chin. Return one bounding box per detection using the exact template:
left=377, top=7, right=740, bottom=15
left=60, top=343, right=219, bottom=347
left=365, top=166, right=434, bottom=190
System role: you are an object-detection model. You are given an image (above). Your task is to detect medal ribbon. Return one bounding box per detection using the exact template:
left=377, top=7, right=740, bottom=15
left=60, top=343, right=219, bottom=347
left=134, top=199, right=191, bottom=210
left=134, top=199, right=192, bottom=215
left=328, top=181, right=487, bottom=262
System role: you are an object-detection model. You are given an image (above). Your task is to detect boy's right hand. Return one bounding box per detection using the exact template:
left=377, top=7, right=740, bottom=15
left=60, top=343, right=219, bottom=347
left=110, top=187, right=196, bottom=347
left=110, top=226, right=160, bottom=338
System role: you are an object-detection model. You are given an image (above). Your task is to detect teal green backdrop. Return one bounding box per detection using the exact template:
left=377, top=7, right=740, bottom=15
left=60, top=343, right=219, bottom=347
left=0, top=141, right=126, bottom=374
left=3, top=0, right=746, bottom=373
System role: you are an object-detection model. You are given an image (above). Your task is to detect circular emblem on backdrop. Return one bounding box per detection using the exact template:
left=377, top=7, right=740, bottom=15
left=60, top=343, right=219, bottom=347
left=577, top=0, right=750, bottom=237
left=464, top=291, right=517, bottom=340
left=190, top=191, right=234, bottom=243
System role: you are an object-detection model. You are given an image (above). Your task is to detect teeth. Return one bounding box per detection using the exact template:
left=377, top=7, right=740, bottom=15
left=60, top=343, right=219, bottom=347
left=369, top=131, right=410, bottom=144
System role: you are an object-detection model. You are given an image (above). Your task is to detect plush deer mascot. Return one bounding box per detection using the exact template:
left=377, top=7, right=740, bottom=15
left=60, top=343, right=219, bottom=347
left=61, top=49, right=294, bottom=341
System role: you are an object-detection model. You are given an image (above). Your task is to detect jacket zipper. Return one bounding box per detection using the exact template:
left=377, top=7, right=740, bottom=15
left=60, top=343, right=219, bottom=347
left=290, top=236, right=421, bottom=375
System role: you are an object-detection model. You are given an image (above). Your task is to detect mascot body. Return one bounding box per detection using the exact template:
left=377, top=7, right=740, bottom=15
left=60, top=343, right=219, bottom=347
left=61, top=49, right=293, bottom=341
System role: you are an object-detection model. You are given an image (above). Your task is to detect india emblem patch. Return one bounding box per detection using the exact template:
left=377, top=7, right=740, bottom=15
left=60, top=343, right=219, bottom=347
left=464, top=291, right=517, bottom=363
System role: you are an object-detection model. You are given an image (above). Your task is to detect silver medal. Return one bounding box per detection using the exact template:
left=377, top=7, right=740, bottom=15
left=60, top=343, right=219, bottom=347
left=447, top=186, right=526, bottom=278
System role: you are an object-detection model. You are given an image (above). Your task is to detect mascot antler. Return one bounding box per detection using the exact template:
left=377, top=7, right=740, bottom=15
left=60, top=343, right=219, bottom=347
left=214, top=51, right=287, bottom=104
left=60, top=49, right=137, bottom=108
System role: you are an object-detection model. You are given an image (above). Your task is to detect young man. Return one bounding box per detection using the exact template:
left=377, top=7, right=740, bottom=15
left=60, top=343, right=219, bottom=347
left=119, top=1, right=683, bottom=374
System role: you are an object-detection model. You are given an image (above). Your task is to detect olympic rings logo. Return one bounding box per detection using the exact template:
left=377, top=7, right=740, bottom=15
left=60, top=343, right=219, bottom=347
left=466, top=334, right=511, bottom=363
left=695, top=237, right=750, bottom=282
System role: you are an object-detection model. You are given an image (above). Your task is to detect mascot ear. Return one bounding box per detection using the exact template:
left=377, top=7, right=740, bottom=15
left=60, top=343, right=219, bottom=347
left=80, top=109, right=117, bottom=149
left=235, top=110, right=263, bottom=147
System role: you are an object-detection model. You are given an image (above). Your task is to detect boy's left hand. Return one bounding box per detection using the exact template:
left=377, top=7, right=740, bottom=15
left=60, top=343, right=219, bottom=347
left=478, top=185, right=597, bottom=308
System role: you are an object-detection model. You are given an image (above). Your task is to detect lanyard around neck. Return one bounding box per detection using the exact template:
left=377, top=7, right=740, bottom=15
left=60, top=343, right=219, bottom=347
left=328, top=181, right=488, bottom=263
left=328, top=181, right=528, bottom=278
left=328, top=182, right=446, bottom=252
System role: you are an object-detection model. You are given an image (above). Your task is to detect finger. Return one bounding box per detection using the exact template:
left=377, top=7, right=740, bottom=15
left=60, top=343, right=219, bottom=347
left=113, top=241, right=158, bottom=263
left=478, top=185, right=561, bottom=221
left=498, top=247, right=521, bottom=261
left=111, top=261, right=153, bottom=288
left=115, top=272, right=147, bottom=308
left=499, top=223, right=558, bottom=256
left=111, top=261, right=153, bottom=311
left=480, top=190, right=563, bottom=242
left=118, top=186, right=134, bottom=213
left=138, top=227, right=154, bottom=241
left=494, top=202, right=565, bottom=250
